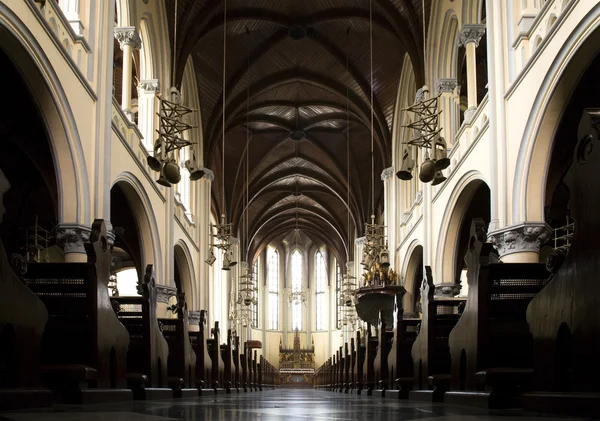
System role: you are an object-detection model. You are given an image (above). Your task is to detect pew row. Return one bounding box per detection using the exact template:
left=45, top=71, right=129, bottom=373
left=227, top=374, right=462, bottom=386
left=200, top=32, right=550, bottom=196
left=22, top=220, right=132, bottom=404
left=112, top=265, right=172, bottom=400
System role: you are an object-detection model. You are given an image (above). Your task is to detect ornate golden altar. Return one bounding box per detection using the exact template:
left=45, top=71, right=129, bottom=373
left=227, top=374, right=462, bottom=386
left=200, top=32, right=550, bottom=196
left=279, top=329, right=315, bottom=387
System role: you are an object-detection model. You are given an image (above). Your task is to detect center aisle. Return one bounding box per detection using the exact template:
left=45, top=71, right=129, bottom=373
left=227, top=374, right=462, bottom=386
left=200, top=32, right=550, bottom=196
left=0, top=389, right=586, bottom=421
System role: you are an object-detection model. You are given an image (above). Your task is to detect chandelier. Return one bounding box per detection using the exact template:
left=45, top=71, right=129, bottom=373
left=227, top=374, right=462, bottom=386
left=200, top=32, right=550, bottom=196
left=396, top=0, right=448, bottom=185
left=206, top=0, right=236, bottom=269
left=287, top=289, right=308, bottom=306
left=238, top=263, right=257, bottom=307
left=147, top=0, right=203, bottom=187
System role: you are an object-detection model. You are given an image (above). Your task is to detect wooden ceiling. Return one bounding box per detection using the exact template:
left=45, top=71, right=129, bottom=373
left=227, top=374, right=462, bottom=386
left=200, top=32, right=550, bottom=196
left=167, top=0, right=429, bottom=265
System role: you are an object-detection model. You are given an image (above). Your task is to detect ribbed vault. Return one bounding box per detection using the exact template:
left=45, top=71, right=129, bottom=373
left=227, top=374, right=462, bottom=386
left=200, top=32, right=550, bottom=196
left=167, top=0, right=430, bottom=265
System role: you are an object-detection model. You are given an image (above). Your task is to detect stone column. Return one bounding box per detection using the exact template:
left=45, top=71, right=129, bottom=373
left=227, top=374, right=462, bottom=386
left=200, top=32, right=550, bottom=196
left=55, top=224, right=91, bottom=263
left=114, top=27, right=141, bottom=123
left=58, top=0, right=83, bottom=35
left=381, top=167, right=396, bottom=269
left=137, top=80, right=160, bottom=153
left=458, top=25, right=486, bottom=122
left=198, top=168, right=213, bottom=312
left=487, top=222, right=552, bottom=263
left=437, top=78, right=458, bottom=144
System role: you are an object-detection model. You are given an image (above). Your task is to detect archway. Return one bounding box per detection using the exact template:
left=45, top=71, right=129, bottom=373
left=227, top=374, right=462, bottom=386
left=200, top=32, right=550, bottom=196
left=402, top=244, right=424, bottom=317
left=516, top=7, right=600, bottom=223
left=439, top=177, right=491, bottom=291
left=0, top=8, right=89, bottom=226
left=110, top=179, right=156, bottom=294
left=174, top=242, right=196, bottom=310
left=0, top=48, right=59, bottom=261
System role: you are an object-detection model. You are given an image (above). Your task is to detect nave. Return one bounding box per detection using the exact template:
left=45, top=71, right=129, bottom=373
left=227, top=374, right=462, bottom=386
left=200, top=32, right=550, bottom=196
left=0, top=389, right=587, bottom=421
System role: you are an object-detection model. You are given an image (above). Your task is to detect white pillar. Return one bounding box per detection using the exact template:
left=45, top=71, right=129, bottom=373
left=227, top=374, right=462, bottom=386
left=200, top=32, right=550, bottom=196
left=137, top=80, right=159, bottom=153
left=114, top=27, right=141, bottom=123
left=381, top=167, right=396, bottom=269
left=458, top=25, right=486, bottom=122
left=198, top=168, right=213, bottom=311
left=436, top=79, right=458, bottom=145
left=59, top=0, right=84, bottom=35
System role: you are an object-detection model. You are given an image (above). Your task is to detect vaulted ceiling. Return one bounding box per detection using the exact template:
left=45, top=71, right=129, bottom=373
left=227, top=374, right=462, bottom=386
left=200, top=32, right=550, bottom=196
left=168, top=0, right=429, bottom=266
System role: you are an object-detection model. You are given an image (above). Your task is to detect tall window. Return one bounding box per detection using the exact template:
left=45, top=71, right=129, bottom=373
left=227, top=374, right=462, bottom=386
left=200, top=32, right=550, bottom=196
left=252, top=260, right=259, bottom=328
left=267, top=248, right=279, bottom=330
left=336, top=262, right=342, bottom=329
left=291, top=250, right=303, bottom=331
left=315, top=251, right=326, bottom=331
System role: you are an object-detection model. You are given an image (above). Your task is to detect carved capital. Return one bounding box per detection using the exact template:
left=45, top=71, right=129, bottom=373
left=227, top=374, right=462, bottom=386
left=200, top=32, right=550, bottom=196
left=114, top=27, right=141, bottom=50
left=188, top=310, right=201, bottom=326
left=487, top=222, right=552, bottom=258
left=202, top=167, right=214, bottom=181
left=433, top=282, right=461, bottom=297
left=437, top=78, right=458, bottom=93
left=55, top=224, right=91, bottom=255
left=381, top=167, right=394, bottom=181
left=458, top=24, right=486, bottom=48
left=355, top=236, right=366, bottom=246
left=156, top=284, right=177, bottom=304
left=138, top=79, right=160, bottom=95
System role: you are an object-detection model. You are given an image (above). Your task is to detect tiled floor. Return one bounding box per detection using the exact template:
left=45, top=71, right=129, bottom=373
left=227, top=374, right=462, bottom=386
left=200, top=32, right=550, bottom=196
left=0, top=389, right=590, bottom=420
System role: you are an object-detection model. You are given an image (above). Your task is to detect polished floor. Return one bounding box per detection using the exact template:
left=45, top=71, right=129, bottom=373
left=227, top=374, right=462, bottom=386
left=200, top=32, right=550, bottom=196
left=0, top=389, right=590, bottom=421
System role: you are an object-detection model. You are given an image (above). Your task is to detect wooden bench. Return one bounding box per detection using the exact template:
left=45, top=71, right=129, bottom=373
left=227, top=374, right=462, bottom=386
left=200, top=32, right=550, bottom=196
left=23, top=220, right=131, bottom=404
left=232, top=335, right=241, bottom=392
left=207, top=322, right=225, bottom=390
left=0, top=223, right=52, bottom=409
left=347, top=338, right=355, bottom=393
left=521, top=109, right=600, bottom=418
left=445, top=219, right=548, bottom=408
left=362, top=326, right=378, bottom=395
left=112, top=264, right=171, bottom=400
left=354, top=331, right=366, bottom=394
left=220, top=329, right=234, bottom=393
left=409, top=266, right=465, bottom=402
left=158, top=292, right=198, bottom=398
left=386, top=293, right=420, bottom=399
left=373, top=314, right=394, bottom=395
left=189, top=310, right=213, bottom=395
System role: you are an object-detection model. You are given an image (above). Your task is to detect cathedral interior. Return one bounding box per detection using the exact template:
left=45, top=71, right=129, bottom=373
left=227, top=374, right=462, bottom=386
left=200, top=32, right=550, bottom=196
left=1, top=0, right=600, bottom=419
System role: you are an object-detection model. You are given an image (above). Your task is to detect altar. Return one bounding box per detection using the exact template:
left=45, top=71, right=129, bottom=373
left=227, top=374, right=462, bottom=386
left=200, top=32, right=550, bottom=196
left=279, top=329, right=315, bottom=387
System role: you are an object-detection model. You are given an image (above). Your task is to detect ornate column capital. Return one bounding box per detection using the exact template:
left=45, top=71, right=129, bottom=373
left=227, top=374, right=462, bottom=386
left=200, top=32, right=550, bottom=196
left=188, top=310, right=201, bottom=326
left=156, top=285, right=177, bottom=304
left=202, top=167, right=214, bottom=182
left=487, top=222, right=552, bottom=259
left=137, top=79, right=160, bottom=95
left=381, top=167, right=395, bottom=181
left=458, top=24, right=486, bottom=48
left=114, top=27, right=141, bottom=50
left=437, top=78, right=458, bottom=93
left=55, top=223, right=91, bottom=255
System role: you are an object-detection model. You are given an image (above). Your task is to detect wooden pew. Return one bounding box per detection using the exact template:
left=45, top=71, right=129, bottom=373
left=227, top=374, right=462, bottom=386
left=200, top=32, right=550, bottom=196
left=343, top=342, right=350, bottom=393
left=337, top=347, right=344, bottom=392
left=521, top=109, right=600, bottom=417
left=347, top=338, right=355, bottom=393
left=409, top=266, right=465, bottom=402
left=362, top=325, right=378, bottom=395
left=386, top=293, right=420, bottom=399
left=207, top=321, right=225, bottom=390
left=252, top=350, right=259, bottom=391
left=188, top=310, right=213, bottom=395
left=233, top=335, right=241, bottom=392
left=241, top=342, right=250, bottom=392
left=158, top=292, right=198, bottom=398
left=220, top=329, right=235, bottom=393
left=445, top=219, right=549, bottom=408
left=373, top=314, right=394, bottom=395
left=112, top=265, right=171, bottom=400
left=0, top=217, right=52, bottom=409
left=23, top=220, right=131, bottom=404
left=354, top=331, right=365, bottom=394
